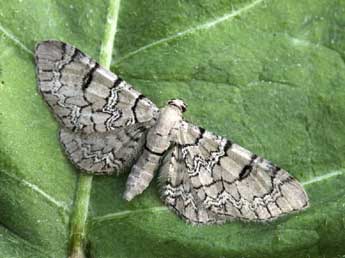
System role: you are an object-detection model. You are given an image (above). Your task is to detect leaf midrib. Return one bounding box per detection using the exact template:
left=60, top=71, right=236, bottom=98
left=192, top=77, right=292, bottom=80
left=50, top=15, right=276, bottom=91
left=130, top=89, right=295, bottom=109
left=67, top=0, right=122, bottom=257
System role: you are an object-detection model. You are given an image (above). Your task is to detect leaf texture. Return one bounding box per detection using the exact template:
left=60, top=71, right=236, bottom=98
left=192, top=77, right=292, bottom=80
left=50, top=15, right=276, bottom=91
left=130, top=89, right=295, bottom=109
left=0, top=0, right=345, bottom=257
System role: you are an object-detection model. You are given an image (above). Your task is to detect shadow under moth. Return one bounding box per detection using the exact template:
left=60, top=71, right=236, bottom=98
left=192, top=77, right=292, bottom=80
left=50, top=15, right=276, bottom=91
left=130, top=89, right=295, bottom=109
left=35, top=40, right=309, bottom=225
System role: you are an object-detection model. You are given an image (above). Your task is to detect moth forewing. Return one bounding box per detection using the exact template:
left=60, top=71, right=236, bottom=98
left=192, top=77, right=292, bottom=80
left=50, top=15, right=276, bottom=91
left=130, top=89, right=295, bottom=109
left=159, top=121, right=309, bottom=224
left=35, top=40, right=158, bottom=174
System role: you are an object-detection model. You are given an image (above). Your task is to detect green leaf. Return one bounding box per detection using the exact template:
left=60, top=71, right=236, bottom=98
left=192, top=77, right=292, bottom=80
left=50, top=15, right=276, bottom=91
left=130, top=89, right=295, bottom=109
left=1, top=0, right=345, bottom=257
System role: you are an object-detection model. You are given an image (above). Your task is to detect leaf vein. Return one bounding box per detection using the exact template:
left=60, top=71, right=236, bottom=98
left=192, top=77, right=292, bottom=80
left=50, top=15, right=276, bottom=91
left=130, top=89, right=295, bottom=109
left=115, top=0, right=265, bottom=64
left=0, top=23, right=33, bottom=55
left=92, top=206, right=168, bottom=224
left=302, top=170, right=345, bottom=186
left=0, top=169, right=70, bottom=213
left=92, top=169, right=345, bottom=223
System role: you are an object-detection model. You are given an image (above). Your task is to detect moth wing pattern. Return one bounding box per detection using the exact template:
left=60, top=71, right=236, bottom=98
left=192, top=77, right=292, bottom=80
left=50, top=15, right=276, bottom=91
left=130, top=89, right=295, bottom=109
left=159, top=145, right=224, bottom=224
left=35, top=40, right=159, bottom=174
left=60, top=122, right=153, bottom=174
left=159, top=121, right=309, bottom=224
left=35, top=40, right=159, bottom=134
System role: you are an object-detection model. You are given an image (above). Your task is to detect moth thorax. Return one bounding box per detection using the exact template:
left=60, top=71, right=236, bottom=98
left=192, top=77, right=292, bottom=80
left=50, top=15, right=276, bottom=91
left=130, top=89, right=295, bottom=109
left=167, top=99, right=187, bottom=113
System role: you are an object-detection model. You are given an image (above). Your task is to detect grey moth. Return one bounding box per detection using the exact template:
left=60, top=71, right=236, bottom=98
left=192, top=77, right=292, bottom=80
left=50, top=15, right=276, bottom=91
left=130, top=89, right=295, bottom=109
left=35, top=40, right=309, bottom=224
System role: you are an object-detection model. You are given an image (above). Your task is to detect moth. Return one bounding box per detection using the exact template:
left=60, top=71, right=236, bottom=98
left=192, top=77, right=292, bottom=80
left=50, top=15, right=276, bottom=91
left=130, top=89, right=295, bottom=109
left=35, top=40, right=309, bottom=224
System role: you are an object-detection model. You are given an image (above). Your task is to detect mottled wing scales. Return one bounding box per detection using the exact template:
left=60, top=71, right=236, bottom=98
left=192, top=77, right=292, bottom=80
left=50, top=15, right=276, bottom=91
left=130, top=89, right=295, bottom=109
left=35, top=40, right=159, bottom=134
left=36, top=40, right=308, bottom=223
left=60, top=123, right=151, bottom=174
left=35, top=40, right=159, bottom=174
left=160, top=121, right=309, bottom=224
left=159, top=146, right=223, bottom=224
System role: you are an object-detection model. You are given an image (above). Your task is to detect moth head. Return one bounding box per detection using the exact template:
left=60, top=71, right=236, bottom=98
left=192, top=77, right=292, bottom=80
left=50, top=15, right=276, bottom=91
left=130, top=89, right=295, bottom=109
left=168, top=99, right=187, bottom=113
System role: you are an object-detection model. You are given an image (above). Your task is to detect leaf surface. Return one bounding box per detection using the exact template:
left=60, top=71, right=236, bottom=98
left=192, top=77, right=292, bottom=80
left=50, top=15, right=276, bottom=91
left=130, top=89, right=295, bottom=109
left=0, top=0, right=345, bottom=257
